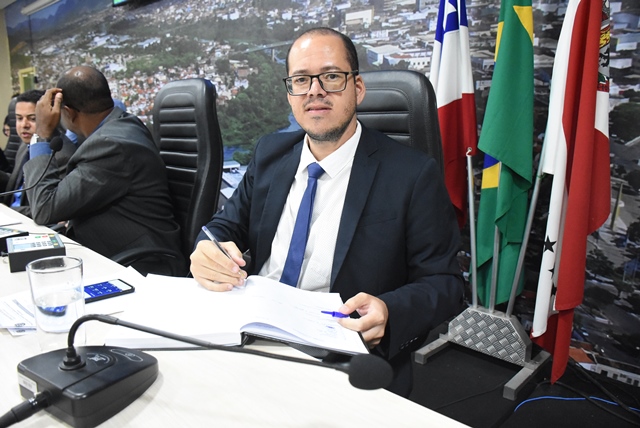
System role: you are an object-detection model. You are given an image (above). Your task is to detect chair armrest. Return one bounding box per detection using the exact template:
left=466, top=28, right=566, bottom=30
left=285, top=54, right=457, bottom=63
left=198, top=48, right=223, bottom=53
left=111, top=247, right=183, bottom=273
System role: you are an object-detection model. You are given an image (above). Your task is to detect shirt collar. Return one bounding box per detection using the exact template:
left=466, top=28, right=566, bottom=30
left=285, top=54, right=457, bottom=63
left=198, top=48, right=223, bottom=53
left=299, top=121, right=361, bottom=178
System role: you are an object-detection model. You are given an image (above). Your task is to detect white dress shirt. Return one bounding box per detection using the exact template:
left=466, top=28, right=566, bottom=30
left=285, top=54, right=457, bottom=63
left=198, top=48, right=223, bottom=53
left=258, top=122, right=362, bottom=291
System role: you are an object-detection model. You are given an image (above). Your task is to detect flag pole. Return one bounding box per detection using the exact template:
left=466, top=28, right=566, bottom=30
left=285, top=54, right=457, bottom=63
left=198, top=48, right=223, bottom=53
left=466, top=147, right=478, bottom=308
left=489, top=225, right=500, bottom=313
left=506, top=158, right=545, bottom=316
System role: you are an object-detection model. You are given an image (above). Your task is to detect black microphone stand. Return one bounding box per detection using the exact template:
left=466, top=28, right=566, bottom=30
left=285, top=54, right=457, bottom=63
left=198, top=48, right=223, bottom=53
left=0, top=314, right=392, bottom=428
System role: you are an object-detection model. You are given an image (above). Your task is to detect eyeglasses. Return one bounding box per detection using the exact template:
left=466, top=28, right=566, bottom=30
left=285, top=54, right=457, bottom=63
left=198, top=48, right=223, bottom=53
left=283, top=71, right=359, bottom=96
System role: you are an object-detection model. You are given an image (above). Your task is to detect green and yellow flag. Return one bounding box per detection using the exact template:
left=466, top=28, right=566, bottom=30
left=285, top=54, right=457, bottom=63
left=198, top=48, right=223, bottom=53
left=476, top=0, right=533, bottom=306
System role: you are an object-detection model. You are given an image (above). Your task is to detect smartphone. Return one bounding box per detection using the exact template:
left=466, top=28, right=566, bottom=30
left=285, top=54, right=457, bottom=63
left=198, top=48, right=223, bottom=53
left=84, top=279, right=135, bottom=303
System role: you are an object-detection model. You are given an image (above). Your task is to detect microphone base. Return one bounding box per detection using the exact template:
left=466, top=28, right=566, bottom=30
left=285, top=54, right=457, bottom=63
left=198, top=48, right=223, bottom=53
left=17, top=346, right=158, bottom=428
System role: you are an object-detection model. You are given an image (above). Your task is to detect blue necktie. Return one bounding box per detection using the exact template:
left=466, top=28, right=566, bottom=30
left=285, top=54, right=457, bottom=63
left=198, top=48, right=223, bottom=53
left=280, top=162, right=325, bottom=287
left=11, top=151, right=30, bottom=207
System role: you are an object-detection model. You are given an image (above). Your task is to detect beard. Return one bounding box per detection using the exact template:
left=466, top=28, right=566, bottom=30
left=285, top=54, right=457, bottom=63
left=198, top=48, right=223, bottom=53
left=302, top=100, right=355, bottom=144
left=305, top=118, right=352, bottom=143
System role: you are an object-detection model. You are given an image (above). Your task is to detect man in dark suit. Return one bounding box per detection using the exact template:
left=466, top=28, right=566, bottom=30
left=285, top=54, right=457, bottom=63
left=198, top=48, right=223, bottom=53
left=190, top=28, right=464, bottom=396
left=1, top=115, right=11, bottom=173
left=1, top=90, right=75, bottom=216
left=23, top=66, right=183, bottom=275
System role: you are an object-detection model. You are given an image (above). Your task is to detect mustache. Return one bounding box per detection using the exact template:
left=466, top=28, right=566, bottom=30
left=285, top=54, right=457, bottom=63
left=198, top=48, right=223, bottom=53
left=303, top=99, right=333, bottom=109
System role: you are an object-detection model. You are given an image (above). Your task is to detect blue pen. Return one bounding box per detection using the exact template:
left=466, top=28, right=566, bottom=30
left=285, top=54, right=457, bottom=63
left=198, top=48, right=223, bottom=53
left=321, top=311, right=349, bottom=318
left=202, top=226, right=233, bottom=260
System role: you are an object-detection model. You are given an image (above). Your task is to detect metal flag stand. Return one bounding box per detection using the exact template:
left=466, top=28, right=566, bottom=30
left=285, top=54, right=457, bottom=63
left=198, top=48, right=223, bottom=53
left=414, top=148, right=550, bottom=400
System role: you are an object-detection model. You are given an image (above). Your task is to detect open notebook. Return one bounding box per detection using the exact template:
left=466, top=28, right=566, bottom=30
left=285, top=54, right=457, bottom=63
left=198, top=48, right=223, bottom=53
left=103, top=275, right=369, bottom=355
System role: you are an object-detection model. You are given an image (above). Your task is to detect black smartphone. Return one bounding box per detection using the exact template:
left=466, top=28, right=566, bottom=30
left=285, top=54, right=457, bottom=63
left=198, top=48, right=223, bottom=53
left=84, top=279, right=135, bottom=303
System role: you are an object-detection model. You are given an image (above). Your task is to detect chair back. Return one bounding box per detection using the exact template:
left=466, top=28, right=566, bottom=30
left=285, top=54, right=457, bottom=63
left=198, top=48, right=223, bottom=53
left=357, top=70, right=443, bottom=174
left=4, top=97, right=22, bottom=169
left=152, top=78, right=224, bottom=262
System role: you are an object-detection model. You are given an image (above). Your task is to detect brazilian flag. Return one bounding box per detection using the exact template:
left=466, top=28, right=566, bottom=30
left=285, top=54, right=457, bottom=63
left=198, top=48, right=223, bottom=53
left=475, top=0, right=533, bottom=306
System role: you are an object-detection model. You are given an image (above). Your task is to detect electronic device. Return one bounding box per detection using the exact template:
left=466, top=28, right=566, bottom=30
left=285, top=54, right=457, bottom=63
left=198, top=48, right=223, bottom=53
left=0, top=228, right=29, bottom=252
left=15, top=346, right=158, bottom=428
left=84, top=279, right=135, bottom=304
left=0, top=314, right=392, bottom=427
left=37, top=280, right=135, bottom=316
left=112, top=0, right=160, bottom=8
left=5, top=234, right=66, bottom=273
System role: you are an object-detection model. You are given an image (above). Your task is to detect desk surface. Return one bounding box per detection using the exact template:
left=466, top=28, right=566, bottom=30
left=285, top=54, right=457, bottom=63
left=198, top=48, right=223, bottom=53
left=1, top=206, right=468, bottom=427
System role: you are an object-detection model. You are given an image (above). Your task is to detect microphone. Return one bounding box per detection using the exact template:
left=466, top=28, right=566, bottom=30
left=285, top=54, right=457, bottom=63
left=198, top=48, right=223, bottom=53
left=0, top=137, right=64, bottom=199
left=1, top=314, right=393, bottom=428
left=60, top=314, right=392, bottom=390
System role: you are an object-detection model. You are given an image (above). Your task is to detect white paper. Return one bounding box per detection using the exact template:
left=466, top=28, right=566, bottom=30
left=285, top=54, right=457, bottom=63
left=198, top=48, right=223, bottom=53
left=104, top=275, right=369, bottom=355
left=0, top=291, right=35, bottom=329
left=0, top=266, right=146, bottom=330
left=0, top=212, right=21, bottom=227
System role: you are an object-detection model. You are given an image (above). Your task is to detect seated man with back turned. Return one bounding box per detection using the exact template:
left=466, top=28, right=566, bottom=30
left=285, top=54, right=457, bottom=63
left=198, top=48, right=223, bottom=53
left=190, top=27, right=464, bottom=397
left=24, top=65, right=183, bottom=275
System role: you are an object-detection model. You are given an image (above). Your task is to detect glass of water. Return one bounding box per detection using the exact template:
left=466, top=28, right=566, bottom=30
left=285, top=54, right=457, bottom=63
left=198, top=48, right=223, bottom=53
left=26, top=256, right=85, bottom=352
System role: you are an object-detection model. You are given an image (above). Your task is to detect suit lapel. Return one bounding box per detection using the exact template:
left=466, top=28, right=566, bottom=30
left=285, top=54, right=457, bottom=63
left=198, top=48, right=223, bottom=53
left=330, top=129, right=380, bottom=288
left=3, top=143, right=28, bottom=205
left=254, top=141, right=303, bottom=270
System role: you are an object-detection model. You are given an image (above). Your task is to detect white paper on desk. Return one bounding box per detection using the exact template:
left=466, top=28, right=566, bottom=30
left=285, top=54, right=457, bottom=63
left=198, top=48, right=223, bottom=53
left=0, top=267, right=146, bottom=330
left=0, top=211, right=20, bottom=227
left=104, top=274, right=369, bottom=355
left=0, top=291, right=35, bottom=329
left=7, top=326, right=35, bottom=336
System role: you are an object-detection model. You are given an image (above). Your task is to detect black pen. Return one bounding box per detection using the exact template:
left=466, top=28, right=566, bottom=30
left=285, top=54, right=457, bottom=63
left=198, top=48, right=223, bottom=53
left=202, top=226, right=233, bottom=260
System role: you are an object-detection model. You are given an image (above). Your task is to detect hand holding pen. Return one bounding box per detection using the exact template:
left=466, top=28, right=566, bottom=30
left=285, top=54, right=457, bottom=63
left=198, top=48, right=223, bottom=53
left=201, top=226, right=233, bottom=260
left=190, top=226, right=247, bottom=291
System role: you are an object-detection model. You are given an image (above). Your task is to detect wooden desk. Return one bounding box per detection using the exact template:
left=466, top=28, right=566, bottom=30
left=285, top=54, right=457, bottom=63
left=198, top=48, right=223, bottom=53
left=1, top=206, right=468, bottom=427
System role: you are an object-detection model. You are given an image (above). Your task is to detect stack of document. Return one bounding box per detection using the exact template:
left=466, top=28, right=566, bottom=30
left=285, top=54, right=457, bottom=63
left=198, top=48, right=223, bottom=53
left=104, top=275, right=369, bottom=355
left=0, top=291, right=34, bottom=336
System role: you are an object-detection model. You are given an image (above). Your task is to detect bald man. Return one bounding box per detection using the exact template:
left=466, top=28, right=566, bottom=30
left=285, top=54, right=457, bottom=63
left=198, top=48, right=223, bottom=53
left=24, top=66, right=183, bottom=275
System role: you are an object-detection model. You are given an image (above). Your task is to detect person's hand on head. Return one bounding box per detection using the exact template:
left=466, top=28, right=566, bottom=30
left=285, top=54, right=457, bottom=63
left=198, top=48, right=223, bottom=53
left=337, top=293, right=389, bottom=347
left=190, top=240, right=247, bottom=291
left=35, top=88, right=63, bottom=140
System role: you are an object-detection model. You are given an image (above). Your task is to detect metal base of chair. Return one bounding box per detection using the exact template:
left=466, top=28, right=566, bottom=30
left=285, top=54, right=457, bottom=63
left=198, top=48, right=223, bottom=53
left=414, top=307, right=550, bottom=400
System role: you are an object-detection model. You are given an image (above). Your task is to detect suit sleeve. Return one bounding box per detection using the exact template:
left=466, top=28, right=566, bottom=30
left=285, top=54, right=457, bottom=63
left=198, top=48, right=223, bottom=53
left=197, top=144, right=256, bottom=251
left=23, top=138, right=133, bottom=225
left=375, top=158, right=464, bottom=360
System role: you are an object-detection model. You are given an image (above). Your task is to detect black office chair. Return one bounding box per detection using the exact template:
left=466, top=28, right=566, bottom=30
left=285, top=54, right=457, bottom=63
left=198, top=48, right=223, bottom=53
left=357, top=70, right=444, bottom=175
left=112, top=78, right=224, bottom=275
left=4, top=97, right=22, bottom=170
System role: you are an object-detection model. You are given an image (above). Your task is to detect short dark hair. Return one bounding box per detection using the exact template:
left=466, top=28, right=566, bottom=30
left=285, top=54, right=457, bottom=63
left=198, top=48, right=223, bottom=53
left=57, top=66, right=114, bottom=114
left=3, top=115, right=9, bottom=126
left=16, top=89, right=45, bottom=105
left=285, top=27, right=359, bottom=75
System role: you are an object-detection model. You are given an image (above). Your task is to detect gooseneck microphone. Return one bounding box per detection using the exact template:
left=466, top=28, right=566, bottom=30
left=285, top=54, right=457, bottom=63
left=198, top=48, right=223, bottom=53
left=0, top=314, right=393, bottom=428
left=0, top=136, right=63, bottom=199
left=61, top=314, right=392, bottom=389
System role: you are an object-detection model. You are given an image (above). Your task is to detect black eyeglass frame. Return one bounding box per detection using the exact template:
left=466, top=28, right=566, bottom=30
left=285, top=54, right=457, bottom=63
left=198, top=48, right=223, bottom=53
left=282, top=70, right=359, bottom=96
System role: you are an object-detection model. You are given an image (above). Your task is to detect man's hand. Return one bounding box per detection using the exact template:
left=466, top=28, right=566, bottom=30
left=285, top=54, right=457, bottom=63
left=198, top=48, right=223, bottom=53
left=337, top=293, right=388, bottom=347
left=190, top=240, right=247, bottom=291
left=35, top=88, right=63, bottom=140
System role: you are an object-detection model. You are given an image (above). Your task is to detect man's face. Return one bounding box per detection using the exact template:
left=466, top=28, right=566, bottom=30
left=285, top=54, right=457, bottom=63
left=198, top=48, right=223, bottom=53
left=286, top=33, right=365, bottom=145
left=2, top=124, right=9, bottom=137
left=15, top=101, right=37, bottom=144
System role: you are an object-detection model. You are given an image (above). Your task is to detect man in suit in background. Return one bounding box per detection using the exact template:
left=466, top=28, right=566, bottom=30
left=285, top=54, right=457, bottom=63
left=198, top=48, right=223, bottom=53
left=1, top=90, right=75, bottom=216
left=190, top=27, right=464, bottom=397
left=24, top=65, right=183, bottom=275
left=1, top=115, right=11, bottom=173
